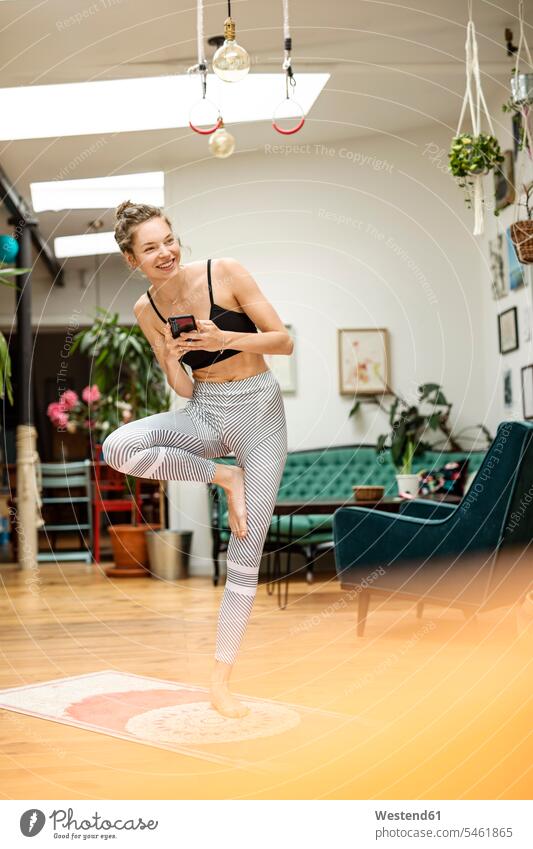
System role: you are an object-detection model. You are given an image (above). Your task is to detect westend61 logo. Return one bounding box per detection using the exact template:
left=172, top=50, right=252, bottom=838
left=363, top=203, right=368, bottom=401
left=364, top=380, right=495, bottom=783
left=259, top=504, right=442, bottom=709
left=20, top=807, right=159, bottom=838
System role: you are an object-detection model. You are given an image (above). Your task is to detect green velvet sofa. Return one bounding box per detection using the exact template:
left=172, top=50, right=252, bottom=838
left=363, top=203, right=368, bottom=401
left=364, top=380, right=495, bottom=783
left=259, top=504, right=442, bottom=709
left=208, top=442, right=487, bottom=585
left=333, top=420, right=533, bottom=635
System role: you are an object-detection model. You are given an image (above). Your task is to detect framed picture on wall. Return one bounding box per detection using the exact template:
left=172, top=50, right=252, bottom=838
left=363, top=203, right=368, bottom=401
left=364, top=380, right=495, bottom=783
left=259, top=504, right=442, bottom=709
left=264, top=323, right=296, bottom=393
left=506, top=226, right=526, bottom=290
left=338, top=328, right=390, bottom=396
left=521, top=364, right=533, bottom=420
left=498, top=306, right=519, bottom=354
left=494, top=150, right=515, bottom=210
left=512, top=112, right=523, bottom=159
left=488, top=233, right=507, bottom=300
left=503, top=369, right=513, bottom=408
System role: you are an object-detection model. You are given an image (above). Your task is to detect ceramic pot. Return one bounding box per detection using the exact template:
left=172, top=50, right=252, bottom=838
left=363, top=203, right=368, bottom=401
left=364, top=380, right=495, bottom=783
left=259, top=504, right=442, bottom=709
left=396, top=473, right=419, bottom=497
left=107, top=524, right=160, bottom=576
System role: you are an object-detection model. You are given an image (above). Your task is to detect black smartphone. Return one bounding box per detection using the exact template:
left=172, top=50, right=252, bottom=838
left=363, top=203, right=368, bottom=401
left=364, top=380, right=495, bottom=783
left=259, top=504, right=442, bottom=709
left=168, top=314, right=198, bottom=339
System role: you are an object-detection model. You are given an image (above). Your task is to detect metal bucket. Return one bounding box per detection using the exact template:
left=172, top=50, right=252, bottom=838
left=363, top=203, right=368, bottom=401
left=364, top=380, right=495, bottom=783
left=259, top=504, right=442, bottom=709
left=146, top=530, right=193, bottom=580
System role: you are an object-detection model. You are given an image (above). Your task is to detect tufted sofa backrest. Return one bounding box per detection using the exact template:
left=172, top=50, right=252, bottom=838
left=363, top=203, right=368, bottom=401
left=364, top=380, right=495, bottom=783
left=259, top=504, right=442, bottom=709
left=211, top=444, right=487, bottom=519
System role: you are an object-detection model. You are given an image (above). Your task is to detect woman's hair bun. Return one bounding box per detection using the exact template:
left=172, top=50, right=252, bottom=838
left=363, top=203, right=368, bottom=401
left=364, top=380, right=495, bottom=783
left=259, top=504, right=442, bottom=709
left=115, top=200, right=134, bottom=220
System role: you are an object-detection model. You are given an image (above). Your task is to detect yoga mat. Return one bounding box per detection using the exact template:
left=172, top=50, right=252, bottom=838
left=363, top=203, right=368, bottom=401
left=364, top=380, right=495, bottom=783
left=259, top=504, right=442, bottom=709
left=0, top=671, right=378, bottom=773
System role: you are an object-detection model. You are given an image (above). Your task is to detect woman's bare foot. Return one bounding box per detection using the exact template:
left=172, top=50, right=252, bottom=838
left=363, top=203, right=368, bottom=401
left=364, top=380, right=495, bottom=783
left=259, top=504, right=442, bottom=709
left=209, top=681, right=250, bottom=718
left=209, top=659, right=250, bottom=718
left=213, top=464, right=247, bottom=538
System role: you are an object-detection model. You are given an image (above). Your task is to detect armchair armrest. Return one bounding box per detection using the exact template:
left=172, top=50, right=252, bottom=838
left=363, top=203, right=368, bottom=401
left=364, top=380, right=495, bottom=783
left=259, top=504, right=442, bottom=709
left=333, top=505, right=452, bottom=574
left=399, top=499, right=457, bottom=520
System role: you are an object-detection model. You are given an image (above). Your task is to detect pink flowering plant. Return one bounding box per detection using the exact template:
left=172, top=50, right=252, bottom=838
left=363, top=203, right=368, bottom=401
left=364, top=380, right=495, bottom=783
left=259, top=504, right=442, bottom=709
left=47, top=383, right=134, bottom=438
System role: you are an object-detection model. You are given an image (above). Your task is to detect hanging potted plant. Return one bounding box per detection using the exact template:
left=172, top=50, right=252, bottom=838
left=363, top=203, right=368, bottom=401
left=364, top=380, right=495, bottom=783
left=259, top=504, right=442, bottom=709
left=510, top=182, right=533, bottom=263
left=450, top=16, right=504, bottom=235
left=449, top=134, right=504, bottom=221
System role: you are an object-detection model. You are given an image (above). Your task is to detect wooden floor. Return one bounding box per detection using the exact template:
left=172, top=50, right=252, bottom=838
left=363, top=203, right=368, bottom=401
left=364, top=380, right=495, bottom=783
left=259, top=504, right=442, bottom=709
left=0, top=559, right=531, bottom=800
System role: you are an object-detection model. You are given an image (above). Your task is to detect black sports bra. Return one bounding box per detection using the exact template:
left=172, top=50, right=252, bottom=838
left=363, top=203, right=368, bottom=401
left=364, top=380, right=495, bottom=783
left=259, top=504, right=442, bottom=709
left=145, top=258, right=258, bottom=371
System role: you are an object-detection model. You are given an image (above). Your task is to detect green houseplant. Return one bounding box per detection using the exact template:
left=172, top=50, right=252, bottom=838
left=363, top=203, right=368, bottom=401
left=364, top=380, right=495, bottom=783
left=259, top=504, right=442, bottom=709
left=350, top=383, right=492, bottom=496
left=448, top=133, right=504, bottom=210
left=71, top=307, right=170, bottom=432
left=71, top=309, right=171, bottom=570
left=0, top=265, right=31, bottom=405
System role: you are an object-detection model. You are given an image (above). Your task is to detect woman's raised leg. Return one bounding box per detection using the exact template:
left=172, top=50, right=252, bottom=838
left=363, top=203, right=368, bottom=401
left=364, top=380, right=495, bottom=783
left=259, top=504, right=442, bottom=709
left=101, top=409, right=222, bottom=482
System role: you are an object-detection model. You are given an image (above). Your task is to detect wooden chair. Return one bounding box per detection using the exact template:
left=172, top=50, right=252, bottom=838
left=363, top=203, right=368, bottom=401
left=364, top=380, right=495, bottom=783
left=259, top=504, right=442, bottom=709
left=37, top=460, right=93, bottom=563
left=91, top=444, right=142, bottom=563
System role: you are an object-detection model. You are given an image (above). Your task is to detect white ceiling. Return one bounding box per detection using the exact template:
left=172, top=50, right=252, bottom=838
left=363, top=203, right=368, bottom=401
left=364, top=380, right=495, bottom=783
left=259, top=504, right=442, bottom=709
left=0, top=0, right=529, bottom=250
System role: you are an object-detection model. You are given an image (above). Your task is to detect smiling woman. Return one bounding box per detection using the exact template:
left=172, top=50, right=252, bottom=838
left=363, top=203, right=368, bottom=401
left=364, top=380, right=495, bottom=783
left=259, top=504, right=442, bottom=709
left=102, top=199, right=293, bottom=720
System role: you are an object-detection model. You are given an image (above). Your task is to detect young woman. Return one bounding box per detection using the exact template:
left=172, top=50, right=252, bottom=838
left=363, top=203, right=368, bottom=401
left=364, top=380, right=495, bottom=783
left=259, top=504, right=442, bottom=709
left=102, top=201, right=292, bottom=719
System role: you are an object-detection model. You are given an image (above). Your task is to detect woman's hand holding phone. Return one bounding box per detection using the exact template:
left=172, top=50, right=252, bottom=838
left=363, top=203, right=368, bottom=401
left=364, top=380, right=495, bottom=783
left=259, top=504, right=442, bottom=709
left=164, top=318, right=227, bottom=358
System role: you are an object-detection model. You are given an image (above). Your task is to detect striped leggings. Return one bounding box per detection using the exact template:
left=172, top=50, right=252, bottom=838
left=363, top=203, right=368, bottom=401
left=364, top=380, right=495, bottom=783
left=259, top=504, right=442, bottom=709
left=101, top=369, right=288, bottom=665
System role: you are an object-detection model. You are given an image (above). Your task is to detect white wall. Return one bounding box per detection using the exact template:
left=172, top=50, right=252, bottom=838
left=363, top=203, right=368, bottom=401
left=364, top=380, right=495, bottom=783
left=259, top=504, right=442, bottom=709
left=2, top=122, right=503, bottom=575
left=476, top=101, right=533, bottom=432
left=163, top=123, right=494, bottom=573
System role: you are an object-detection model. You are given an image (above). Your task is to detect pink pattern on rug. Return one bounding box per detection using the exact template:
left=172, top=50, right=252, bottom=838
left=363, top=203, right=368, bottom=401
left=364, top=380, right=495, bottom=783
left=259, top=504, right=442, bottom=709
left=65, top=688, right=208, bottom=731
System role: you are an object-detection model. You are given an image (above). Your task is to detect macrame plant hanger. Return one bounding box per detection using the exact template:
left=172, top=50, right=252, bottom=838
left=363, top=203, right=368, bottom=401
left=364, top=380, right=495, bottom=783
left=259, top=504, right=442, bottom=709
left=456, top=2, right=495, bottom=235
left=272, top=0, right=305, bottom=134
left=514, top=0, right=533, bottom=157
left=188, top=0, right=223, bottom=134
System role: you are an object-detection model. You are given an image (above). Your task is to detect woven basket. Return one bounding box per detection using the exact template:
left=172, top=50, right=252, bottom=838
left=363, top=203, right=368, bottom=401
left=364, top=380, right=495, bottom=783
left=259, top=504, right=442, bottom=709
left=510, top=220, right=533, bottom=264
left=352, top=485, right=385, bottom=502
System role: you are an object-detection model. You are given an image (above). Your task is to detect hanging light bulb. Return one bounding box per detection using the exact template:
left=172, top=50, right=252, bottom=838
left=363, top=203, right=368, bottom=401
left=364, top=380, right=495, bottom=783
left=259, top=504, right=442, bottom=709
left=208, top=122, right=236, bottom=158
left=212, top=16, right=250, bottom=82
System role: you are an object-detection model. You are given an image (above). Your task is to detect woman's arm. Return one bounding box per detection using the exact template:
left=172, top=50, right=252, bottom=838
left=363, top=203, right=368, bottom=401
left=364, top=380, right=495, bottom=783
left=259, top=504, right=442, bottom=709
left=215, top=257, right=293, bottom=356
left=134, top=300, right=194, bottom=399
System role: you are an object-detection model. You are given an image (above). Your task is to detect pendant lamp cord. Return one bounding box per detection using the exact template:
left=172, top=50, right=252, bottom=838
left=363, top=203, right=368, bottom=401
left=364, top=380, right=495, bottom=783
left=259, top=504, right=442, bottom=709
left=282, top=0, right=296, bottom=97
left=188, top=0, right=207, bottom=97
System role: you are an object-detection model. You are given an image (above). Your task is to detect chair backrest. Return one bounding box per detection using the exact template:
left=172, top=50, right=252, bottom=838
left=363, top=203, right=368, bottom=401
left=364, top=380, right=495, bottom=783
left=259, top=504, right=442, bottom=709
left=455, top=420, right=533, bottom=550
left=208, top=442, right=487, bottom=522
left=93, top=443, right=129, bottom=494
left=39, top=460, right=92, bottom=490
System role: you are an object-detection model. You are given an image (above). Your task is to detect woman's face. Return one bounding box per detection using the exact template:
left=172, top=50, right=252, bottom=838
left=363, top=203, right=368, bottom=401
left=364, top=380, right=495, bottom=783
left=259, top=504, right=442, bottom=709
left=127, top=217, right=182, bottom=281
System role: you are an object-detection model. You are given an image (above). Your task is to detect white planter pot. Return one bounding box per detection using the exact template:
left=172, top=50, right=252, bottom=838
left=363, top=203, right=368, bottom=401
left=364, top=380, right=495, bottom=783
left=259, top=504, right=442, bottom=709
left=396, top=473, right=419, bottom=497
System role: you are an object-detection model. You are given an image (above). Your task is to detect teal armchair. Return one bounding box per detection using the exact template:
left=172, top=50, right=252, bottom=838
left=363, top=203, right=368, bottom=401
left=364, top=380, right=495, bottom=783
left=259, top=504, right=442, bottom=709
left=333, top=421, right=533, bottom=635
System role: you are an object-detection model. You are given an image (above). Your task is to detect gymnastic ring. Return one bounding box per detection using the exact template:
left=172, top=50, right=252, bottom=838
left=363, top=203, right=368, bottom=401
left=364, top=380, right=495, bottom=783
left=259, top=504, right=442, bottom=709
left=272, top=99, right=305, bottom=135
left=189, top=99, right=223, bottom=135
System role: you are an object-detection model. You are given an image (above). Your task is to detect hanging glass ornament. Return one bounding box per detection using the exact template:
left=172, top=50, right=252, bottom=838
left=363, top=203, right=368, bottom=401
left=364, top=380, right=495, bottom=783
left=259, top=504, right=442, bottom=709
left=272, top=0, right=305, bottom=135
left=209, top=121, right=236, bottom=158
left=212, top=2, right=250, bottom=83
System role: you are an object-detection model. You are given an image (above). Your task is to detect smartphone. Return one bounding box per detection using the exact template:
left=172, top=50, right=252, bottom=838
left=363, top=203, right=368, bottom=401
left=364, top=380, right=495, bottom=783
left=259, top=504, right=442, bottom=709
left=168, top=314, right=197, bottom=339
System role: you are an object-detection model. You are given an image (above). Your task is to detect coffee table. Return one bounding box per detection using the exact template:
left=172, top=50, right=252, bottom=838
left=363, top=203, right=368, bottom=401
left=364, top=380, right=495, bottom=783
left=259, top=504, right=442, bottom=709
left=265, top=497, right=403, bottom=608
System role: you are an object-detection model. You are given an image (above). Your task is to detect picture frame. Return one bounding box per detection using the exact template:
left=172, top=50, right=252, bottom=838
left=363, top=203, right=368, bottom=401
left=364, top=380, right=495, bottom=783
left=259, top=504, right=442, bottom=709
left=264, top=323, right=296, bottom=393
left=512, top=112, right=523, bottom=160
left=498, top=306, right=519, bottom=354
left=494, top=150, right=515, bottom=211
left=506, top=226, right=526, bottom=290
left=338, top=328, right=390, bottom=396
left=503, top=369, right=513, bottom=408
left=521, top=364, right=533, bottom=420
left=488, top=232, right=507, bottom=300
